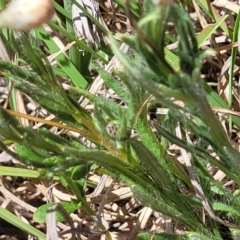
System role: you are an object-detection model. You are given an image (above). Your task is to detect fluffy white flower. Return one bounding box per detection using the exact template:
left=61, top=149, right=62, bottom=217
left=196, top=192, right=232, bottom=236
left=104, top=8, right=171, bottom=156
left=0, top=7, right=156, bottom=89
left=0, top=0, right=54, bottom=30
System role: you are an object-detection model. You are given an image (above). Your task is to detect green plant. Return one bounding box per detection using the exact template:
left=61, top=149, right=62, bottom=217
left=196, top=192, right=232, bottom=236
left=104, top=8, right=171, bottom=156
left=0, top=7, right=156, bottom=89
left=1, top=0, right=240, bottom=239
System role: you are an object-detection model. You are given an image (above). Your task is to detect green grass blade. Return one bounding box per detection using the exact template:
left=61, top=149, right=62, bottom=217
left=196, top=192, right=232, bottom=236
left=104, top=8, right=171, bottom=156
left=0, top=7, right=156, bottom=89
left=0, top=166, right=40, bottom=178
left=0, top=206, right=46, bottom=239
left=197, top=15, right=228, bottom=47
left=36, top=27, right=89, bottom=88
left=195, top=0, right=232, bottom=38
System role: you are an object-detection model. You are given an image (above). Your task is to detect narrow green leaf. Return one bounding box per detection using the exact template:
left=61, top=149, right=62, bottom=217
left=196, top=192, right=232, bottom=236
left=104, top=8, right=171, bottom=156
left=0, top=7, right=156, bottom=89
left=186, top=232, right=213, bottom=240
left=36, top=27, right=89, bottom=88
left=212, top=202, right=240, bottom=218
left=197, top=15, right=228, bottom=47
left=138, top=232, right=187, bottom=240
left=0, top=166, right=40, bottom=178
left=0, top=206, right=46, bottom=239
left=195, top=0, right=232, bottom=38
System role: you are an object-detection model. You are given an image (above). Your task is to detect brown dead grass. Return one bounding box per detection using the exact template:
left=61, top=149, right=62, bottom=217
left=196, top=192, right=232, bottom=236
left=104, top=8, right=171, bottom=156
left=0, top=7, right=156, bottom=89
left=1, top=0, right=240, bottom=239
